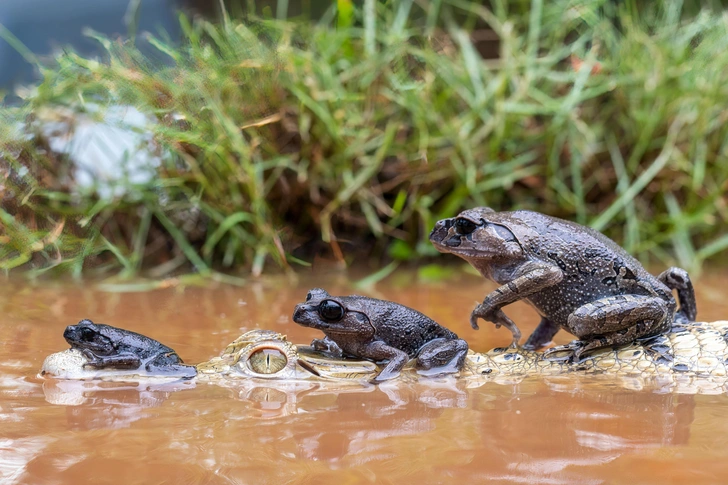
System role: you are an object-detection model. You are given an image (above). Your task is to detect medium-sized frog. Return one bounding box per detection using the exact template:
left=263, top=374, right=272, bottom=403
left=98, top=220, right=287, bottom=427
left=63, top=319, right=196, bottom=378
left=430, top=208, right=697, bottom=360
left=292, top=288, right=469, bottom=383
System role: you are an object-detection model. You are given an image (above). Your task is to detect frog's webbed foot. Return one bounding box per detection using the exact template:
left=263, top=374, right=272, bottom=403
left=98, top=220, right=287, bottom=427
left=365, top=342, right=410, bottom=384
left=311, top=336, right=344, bottom=357
left=146, top=363, right=197, bottom=379
left=370, top=372, right=400, bottom=384
left=470, top=305, right=521, bottom=348
left=543, top=340, right=587, bottom=363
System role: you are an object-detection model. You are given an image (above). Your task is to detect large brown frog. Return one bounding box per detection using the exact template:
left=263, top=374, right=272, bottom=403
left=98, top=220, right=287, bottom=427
left=429, top=208, right=697, bottom=360
left=292, top=288, right=469, bottom=382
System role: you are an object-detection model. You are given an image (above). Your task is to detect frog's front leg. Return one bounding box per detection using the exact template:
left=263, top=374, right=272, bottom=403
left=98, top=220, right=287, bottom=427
left=566, top=294, right=670, bottom=360
left=81, top=352, right=142, bottom=370
left=363, top=341, right=410, bottom=383
left=415, top=338, right=469, bottom=375
left=471, top=264, right=563, bottom=346
left=311, top=336, right=344, bottom=357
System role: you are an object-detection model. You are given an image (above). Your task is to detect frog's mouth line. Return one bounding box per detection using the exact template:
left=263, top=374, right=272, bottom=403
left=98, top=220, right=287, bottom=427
left=429, top=239, right=497, bottom=259
left=315, top=325, right=365, bottom=334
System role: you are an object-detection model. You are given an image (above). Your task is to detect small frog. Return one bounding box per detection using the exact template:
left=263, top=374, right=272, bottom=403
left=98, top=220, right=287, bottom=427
left=292, top=288, right=469, bottom=382
left=430, top=208, right=697, bottom=360
left=63, top=319, right=196, bottom=378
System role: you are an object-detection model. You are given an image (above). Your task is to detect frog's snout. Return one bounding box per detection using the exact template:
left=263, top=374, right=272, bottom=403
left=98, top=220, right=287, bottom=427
left=429, top=219, right=451, bottom=242
left=430, top=219, right=462, bottom=249
left=292, top=304, right=313, bottom=325
left=63, top=325, right=78, bottom=342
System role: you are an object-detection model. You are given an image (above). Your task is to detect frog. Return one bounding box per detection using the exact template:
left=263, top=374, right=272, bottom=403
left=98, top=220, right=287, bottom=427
left=63, top=319, right=197, bottom=378
left=429, top=207, right=697, bottom=361
left=292, top=288, right=469, bottom=383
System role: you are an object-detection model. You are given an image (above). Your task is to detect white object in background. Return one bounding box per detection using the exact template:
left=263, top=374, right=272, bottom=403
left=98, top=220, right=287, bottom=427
left=38, top=103, right=162, bottom=199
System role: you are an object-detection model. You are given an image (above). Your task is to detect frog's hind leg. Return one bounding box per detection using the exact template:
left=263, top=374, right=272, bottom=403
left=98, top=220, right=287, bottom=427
left=523, top=318, right=560, bottom=350
left=567, top=295, right=670, bottom=361
left=657, top=267, right=697, bottom=323
left=82, top=353, right=142, bottom=370
left=146, top=362, right=197, bottom=378
left=415, top=338, right=469, bottom=375
left=147, top=352, right=197, bottom=378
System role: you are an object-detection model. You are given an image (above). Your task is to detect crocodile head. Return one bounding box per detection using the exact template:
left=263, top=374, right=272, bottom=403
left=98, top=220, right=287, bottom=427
left=195, top=329, right=379, bottom=381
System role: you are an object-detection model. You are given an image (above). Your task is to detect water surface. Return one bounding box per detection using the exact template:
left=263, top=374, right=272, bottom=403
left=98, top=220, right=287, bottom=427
left=2, top=271, right=728, bottom=484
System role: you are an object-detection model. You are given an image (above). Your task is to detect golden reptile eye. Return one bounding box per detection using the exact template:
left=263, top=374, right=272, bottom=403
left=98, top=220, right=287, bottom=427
left=248, top=348, right=288, bottom=374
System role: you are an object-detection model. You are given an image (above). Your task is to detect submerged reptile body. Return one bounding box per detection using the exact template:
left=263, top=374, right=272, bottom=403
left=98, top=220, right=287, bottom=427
left=41, top=321, right=728, bottom=394
left=463, top=321, right=728, bottom=394
left=468, top=321, right=728, bottom=378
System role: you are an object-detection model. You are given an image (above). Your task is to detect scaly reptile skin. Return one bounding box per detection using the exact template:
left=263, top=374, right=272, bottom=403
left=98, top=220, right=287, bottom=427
left=468, top=321, right=728, bottom=378
left=195, top=329, right=380, bottom=381
left=41, top=321, right=728, bottom=394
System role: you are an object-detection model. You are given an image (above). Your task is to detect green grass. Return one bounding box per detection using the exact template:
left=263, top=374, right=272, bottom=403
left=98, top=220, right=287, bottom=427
left=1, top=0, right=728, bottom=279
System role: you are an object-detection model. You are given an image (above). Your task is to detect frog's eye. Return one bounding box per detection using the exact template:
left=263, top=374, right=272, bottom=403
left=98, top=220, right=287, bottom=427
left=455, top=218, right=478, bottom=235
left=318, top=300, right=345, bottom=322
left=248, top=348, right=288, bottom=374
left=80, top=327, right=97, bottom=341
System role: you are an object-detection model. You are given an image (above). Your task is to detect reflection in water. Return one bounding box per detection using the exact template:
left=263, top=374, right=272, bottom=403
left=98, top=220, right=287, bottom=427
left=42, top=379, right=195, bottom=427
left=3, top=275, right=728, bottom=483
left=24, top=374, right=700, bottom=480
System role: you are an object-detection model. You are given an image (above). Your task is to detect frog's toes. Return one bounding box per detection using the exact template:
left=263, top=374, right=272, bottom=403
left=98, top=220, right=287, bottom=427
left=542, top=347, right=573, bottom=362
left=543, top=340, right=587, bottom=362
left=370, top=374, right=397, bottom=384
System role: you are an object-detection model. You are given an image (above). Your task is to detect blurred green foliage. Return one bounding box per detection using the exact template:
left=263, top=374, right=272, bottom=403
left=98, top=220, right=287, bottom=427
left=1, top=0, right=728, bottom=279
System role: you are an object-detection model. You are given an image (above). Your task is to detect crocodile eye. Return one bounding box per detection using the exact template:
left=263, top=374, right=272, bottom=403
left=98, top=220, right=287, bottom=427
left=455, top=218, right=478, bottom=235
left=248, top=348, right=288, bottom=374
left=318, top=300, right=345, bottom=321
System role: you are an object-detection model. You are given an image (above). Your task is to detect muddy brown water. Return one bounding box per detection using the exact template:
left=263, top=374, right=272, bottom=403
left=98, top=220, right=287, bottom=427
left=2, top=271, right=728, bottom=484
